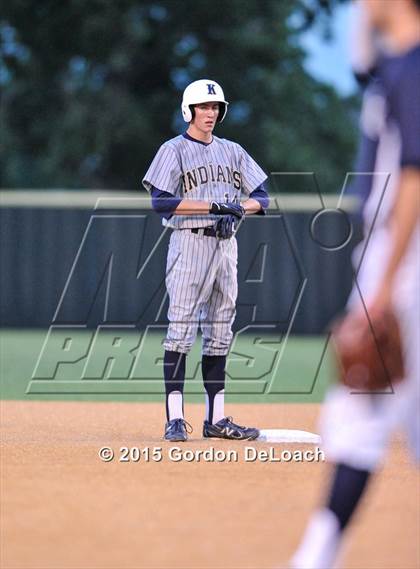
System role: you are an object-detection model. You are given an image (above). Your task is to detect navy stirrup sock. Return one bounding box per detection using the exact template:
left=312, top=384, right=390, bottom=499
left=327, top=462, right=371, bottom=530
left=202, top=355, right=226, bottom=424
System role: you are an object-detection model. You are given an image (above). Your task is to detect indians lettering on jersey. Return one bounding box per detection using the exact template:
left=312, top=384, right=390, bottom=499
left=142, top=133, right=267, bottom=229
left=181, top=164, right=241, bottom=192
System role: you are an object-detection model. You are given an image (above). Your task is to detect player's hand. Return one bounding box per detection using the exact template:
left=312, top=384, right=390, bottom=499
left=209, top=201, right=245, bottom=219
left=215, top=215, right=236, bottom=239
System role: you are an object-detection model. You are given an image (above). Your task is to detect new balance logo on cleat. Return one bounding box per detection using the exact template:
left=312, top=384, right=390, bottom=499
left=203, top=416, right=259, bottom=440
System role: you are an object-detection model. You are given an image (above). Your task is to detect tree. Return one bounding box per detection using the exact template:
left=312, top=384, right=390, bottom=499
left=0, top=0, right=356, bottom=191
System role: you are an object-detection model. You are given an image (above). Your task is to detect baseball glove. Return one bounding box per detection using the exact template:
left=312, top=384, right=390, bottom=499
left=215, top=215, right=237, bottom=239
left=209, top=201, right=245, bottom=219
left=331, top=309, right=405, bottom=390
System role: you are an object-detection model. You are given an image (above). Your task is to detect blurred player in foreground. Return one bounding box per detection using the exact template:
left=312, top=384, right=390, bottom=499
left=289, top=1, right=420, bottom=567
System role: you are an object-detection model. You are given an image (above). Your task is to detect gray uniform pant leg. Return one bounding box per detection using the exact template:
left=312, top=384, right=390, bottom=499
left=164, top=231, right=237, bottom=356
left=200, top=237, right=238, bottom=356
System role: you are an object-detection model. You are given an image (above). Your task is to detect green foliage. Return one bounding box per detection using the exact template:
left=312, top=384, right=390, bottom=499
left=0, top=0, right=357, bottom=192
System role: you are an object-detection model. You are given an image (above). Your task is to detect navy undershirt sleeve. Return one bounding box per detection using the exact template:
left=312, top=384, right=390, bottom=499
left=391, top=54, right=420, bottom=169
left=151, top=187, right=182, bottom=220
left=249, top=182, right=269, bottom=215
left=151, top=184, right=268, bottom=219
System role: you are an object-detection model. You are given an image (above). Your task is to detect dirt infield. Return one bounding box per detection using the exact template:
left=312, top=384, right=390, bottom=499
left=1, top=401, right=418, bottom=569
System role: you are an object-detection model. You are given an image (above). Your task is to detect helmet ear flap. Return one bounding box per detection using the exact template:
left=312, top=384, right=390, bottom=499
left=181, top=103, right=192, bottom=122
left=217, top=103, right=227, bottom=123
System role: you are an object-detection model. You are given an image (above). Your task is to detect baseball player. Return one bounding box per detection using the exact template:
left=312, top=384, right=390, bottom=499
left=289, top=1, right=420, bottom=567
left=142, top=79, right=269, bottom=442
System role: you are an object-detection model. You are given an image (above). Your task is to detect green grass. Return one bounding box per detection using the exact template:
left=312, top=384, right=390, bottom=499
left=0, top=329, right=335, bottom=403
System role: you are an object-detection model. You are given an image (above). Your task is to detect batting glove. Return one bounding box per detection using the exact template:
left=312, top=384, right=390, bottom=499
left=215, top=215, right=237, bottom=239
left=209, top=201, right=245, bottom=219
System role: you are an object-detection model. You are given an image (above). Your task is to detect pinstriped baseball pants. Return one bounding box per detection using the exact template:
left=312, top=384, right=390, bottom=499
left=163, top=229, right=238, bottom=356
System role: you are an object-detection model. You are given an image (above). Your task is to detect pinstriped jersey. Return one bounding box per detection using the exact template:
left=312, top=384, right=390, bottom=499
left=142, top=133, right=267, bottom=229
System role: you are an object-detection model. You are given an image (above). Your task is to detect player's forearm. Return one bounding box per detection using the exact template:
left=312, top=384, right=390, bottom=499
left=242, top=198, right=262, bottom=214
left=174, top=199, right=249, bottom=217
left=383, top=168, right=420, bottom=288
left=173, top=199, right=212, bottom=215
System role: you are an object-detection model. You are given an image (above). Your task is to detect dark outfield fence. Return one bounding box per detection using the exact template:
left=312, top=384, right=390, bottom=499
left=0, top=192, right=360, bottom=334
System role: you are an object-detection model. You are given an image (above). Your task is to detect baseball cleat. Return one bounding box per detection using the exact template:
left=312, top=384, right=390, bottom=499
left=203, top=416, right=259, bottom=440
left=163, top=418, right=192, bottom=442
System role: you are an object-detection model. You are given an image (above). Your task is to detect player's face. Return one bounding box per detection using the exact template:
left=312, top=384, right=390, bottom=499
left=192, top=102, right=220, bottom=133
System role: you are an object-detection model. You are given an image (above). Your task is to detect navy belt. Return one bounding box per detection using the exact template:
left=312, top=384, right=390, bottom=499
left=191, top=227, right=217, bottom=237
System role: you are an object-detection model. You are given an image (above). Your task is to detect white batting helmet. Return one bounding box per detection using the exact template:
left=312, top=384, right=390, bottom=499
left=181, top=79, right=229, bottom=123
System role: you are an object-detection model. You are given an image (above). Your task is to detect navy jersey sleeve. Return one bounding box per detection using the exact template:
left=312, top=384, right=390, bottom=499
left=151, top=187, right=182, bottom=220
left=392, top=57, right=420, bottom=168
left=249, top=183, right=269, bottom=216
